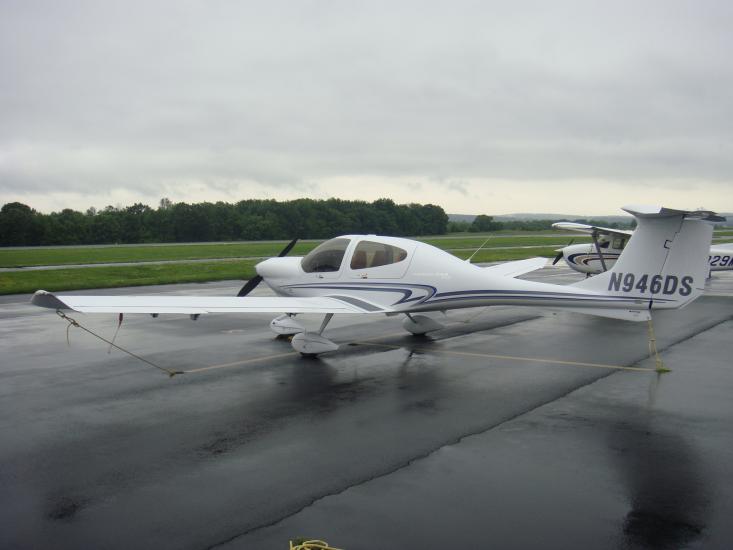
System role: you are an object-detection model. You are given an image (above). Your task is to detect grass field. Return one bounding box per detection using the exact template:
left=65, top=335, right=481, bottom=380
left=0, top=260, right=259, bottom=295
left=2, top=230, right=731, bottom=295
left=0, top=234, right=587, bottom=268
left=0, top=242, right=320, bottom=268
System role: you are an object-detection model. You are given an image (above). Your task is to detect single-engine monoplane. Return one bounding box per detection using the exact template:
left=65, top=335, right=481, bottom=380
left=33, top=205, right=724, bottom=356
left=552, top=220, right=733, bottom=276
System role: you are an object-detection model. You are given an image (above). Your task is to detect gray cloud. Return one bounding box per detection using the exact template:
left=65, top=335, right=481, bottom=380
left=1, top=0, right=732, bottom=212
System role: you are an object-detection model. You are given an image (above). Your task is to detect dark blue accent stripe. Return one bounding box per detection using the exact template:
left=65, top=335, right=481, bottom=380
left=425, top=295, right=662, bottom=306
left=430, top=288, right=672, bottom=303
left=283, top=281, right=438, bottom=305
left=282, top=281, right=672, bottom=309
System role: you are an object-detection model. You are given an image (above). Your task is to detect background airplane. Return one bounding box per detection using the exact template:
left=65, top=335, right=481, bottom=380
left=552, top=221, right=733, bottom=276
left=33, top=206, right=723, bottom=357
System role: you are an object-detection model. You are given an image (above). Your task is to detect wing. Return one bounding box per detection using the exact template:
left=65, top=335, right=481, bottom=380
left=31, top=290, right=387, bottom=315
left=481, top=257, right=547, bottom=278
left=552, top=222, right=633, bottom=238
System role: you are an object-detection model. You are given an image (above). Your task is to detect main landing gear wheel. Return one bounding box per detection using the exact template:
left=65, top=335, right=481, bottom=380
left=402, top=313, right=444, bottom=335
left=270, top=313, right=305, bottom=336
left=289, top=314, right=338, bottom=357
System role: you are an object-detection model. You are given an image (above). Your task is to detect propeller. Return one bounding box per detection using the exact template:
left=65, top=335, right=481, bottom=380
left=237, top=238, right=298, bottom=297
left=552, top=239, right=574, bottom=265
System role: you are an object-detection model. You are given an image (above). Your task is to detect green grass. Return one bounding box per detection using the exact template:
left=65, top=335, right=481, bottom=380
left=0, top=242, right=319, bottom=268
left=5, top=223, right=731, bottom=295
left=0, top=245, right=560, bottom=295
left=0, top=235, right=585, bottom=268
left=0, top=260, right=259, bottom=295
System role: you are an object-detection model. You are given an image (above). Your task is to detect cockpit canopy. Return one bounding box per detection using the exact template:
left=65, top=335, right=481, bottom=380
left=300, top=237, right=409, bottom=273
left=301, top=238, right=351, bottom=273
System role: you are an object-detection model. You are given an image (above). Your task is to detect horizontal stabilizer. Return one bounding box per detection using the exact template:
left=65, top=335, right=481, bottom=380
left=552, top=222, right=633, bottom=238
left=622, top=205, right=725, bottom=222
left=482, top=257, right=547, bottom=278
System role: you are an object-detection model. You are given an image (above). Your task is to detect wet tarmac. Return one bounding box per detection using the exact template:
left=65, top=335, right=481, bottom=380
left=1, top=267, right=732, bottom=549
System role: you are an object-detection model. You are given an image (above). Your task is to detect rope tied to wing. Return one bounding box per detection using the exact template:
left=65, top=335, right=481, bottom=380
left=55, top=309, right=184, bottom=378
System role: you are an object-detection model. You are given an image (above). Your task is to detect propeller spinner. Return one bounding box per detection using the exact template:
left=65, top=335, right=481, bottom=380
left=237, top=238, right=298, bottom=297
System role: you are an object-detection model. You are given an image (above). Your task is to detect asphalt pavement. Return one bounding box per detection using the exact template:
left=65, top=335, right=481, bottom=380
left=1, top=267, right=731, bottom=549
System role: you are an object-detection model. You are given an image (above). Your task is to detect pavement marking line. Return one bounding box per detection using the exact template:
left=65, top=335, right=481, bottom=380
left=354, top=341, right=655, bottom=372
left=183, top=351, right=298, bottom=373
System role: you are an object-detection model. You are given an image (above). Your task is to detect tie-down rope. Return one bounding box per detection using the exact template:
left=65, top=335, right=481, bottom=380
left=289, top=540, right=343, bottom=550
left=55, top=310, right=184, bottom=378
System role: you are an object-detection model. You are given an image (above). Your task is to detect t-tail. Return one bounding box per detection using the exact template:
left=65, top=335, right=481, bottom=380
left=573, top=205, right=723, bottom=313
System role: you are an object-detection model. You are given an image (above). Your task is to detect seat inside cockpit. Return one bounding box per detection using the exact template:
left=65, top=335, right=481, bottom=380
left=349, top=240, right=408, bottom=270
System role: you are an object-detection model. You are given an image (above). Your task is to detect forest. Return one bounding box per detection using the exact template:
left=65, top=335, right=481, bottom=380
left=0, top=198, right=450, bottom=246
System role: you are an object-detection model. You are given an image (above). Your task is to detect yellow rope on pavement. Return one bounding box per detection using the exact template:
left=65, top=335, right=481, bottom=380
left=289, top=540, right=343, bottom=550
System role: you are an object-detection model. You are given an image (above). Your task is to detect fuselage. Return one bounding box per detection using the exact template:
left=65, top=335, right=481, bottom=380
left=254, top=236, right=662, bottom=313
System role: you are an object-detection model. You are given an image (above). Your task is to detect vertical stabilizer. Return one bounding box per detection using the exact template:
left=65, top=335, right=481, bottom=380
left=573, top=206, right=719, bottom=309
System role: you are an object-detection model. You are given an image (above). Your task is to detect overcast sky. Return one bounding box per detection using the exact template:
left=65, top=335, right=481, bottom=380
left=1, top=0, right=732, bottom=215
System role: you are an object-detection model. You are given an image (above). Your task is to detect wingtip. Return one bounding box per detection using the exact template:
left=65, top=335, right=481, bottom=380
left=31, top=290, right=71, bottom=310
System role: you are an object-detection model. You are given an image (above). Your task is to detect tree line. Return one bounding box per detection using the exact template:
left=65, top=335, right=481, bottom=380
left=447, top=215, right=634, bottom=233
left=0, top=198, right=449, bottom=246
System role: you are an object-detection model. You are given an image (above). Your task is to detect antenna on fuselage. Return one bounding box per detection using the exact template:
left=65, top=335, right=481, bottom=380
left=466, top=237, right=491, bottom=263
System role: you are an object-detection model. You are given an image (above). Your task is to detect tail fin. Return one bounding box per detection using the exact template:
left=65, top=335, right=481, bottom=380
left=573, top=205, right=721, bottom=310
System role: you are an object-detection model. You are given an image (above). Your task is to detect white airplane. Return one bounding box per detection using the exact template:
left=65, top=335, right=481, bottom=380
left=552, top=221, right=733, bottom=276
left=32, top=205, right=723, bottom=357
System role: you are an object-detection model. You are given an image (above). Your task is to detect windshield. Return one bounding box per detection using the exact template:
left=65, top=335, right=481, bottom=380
left=301, top=238, right=351, bottom=273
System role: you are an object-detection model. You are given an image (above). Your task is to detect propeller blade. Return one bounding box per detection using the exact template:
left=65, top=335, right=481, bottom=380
left=237, top=275, right=263, bottom=297
left=278, top=238, right=298, bottom=257
left=236, top=238, right=298, bottom=297
left=552, top=238, right=575, bottom=265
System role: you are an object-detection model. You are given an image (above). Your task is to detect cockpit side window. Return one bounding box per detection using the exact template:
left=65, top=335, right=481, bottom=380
left=350, top=241, right=408, bottom=270
left=301, top=238, right=350, bottom=273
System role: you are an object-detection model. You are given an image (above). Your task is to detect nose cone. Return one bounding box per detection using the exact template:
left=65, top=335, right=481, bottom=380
left=255, top=256, right=302, bottom=280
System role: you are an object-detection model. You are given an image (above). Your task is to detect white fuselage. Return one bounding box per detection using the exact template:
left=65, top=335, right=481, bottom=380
left=256, top=236, right=674, bottom=314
